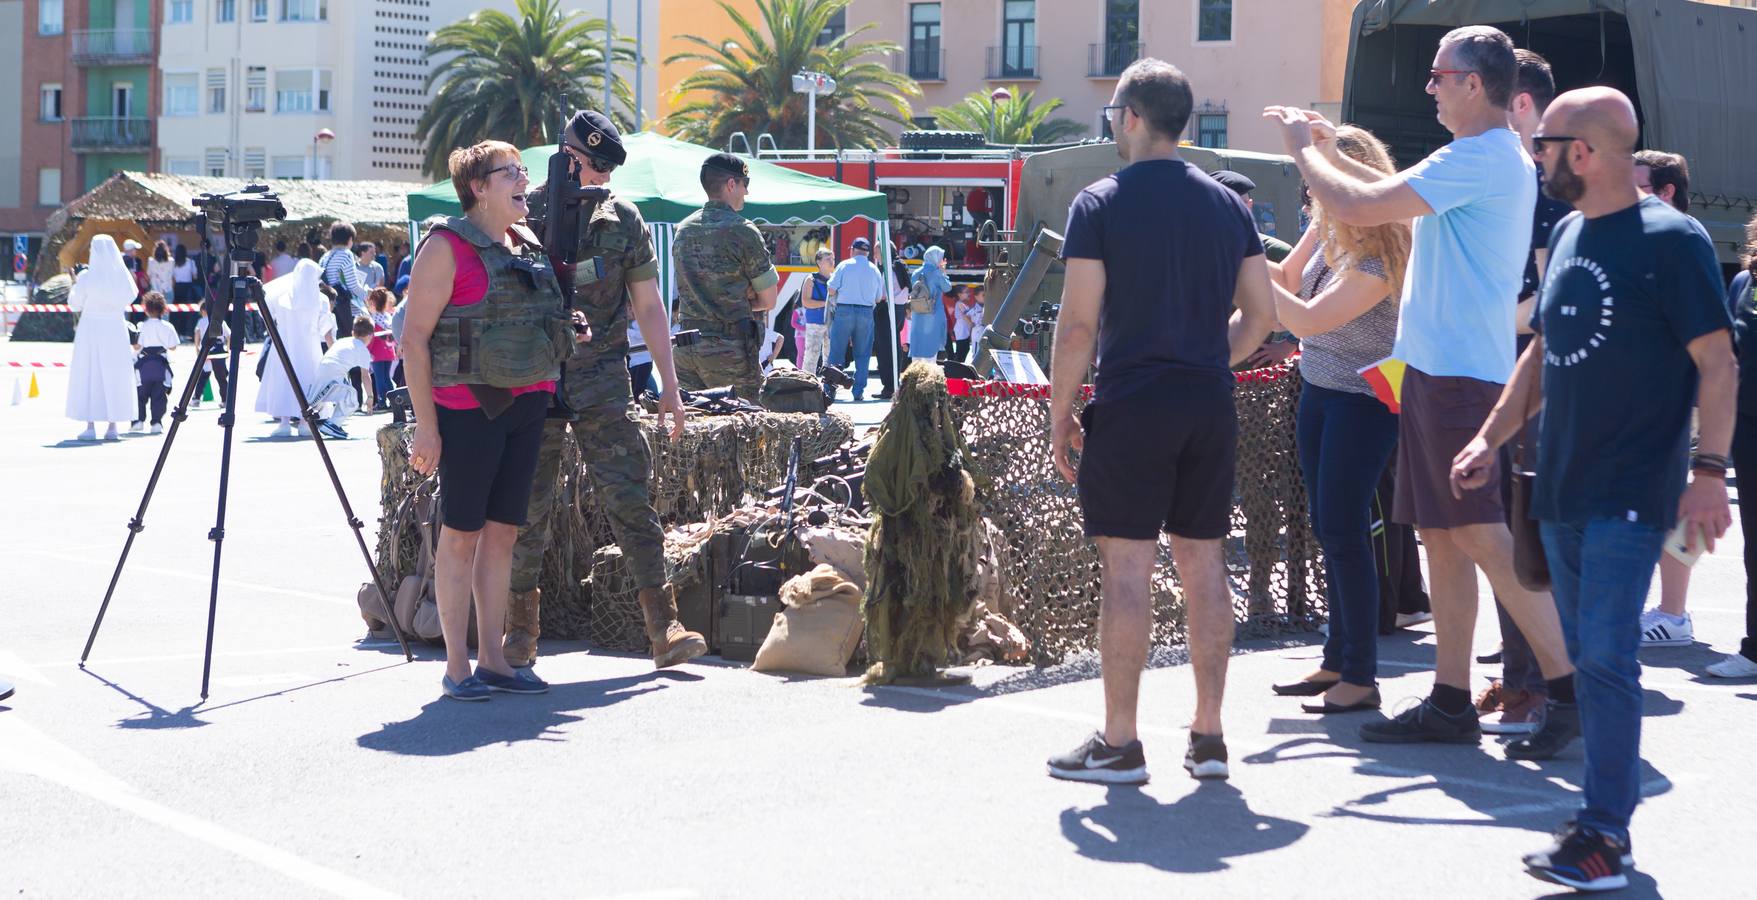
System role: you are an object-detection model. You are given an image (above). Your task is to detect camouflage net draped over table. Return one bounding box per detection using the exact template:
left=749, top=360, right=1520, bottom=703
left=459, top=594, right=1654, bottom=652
left=374, top=409, right=854, bottom=643
left=950, top=364, right=1324, bottom=665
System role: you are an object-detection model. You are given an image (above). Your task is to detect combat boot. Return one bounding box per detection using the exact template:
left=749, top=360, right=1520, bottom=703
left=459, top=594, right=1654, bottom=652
left=637, top=585, right=707, bottom=668
left=504, top=588, right=541, bottom=668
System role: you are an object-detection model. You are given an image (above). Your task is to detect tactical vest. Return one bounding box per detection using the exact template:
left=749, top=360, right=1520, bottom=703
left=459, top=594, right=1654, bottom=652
left=426, top=216, right=574, bottom=389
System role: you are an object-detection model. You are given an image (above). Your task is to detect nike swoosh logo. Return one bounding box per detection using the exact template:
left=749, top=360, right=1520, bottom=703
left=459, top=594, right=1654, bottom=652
left=1083, top=756, right=1121, bottom=769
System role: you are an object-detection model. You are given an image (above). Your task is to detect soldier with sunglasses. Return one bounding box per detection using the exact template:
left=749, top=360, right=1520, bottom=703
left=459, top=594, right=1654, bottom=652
left=509, top=110, right=702, bottom=672
left=670, top=153, right=781, bottom=400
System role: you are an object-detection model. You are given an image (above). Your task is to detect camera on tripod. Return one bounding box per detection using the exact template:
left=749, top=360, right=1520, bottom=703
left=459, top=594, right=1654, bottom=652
left=192, top=184, right=287, bottom=263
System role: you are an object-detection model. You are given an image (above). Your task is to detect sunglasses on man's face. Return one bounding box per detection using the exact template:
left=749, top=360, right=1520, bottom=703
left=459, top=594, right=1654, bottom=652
left=1531, top=135, right=1594, bottom=153
left=566, top=143, right=618, bottom=174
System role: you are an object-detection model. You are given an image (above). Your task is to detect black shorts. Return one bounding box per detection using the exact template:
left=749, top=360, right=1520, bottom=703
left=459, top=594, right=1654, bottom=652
left=434, top=390, right=550, bottom=532
left=1077, top=378, right=1237, bottom=541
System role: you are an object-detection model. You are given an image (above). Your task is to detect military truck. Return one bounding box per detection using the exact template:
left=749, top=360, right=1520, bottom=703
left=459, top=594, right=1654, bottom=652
left=1342, top=0, right=1757, bottom=266
left=975, top=142, right=1303, bottom=374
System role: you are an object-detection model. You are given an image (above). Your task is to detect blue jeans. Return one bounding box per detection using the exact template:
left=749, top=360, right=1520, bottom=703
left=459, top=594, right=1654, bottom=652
left=827, top=304, right=875, bottom=397
left=1539, top=517, right=1666, bottom=844
left=1297, top=381, right=1400, bottom=687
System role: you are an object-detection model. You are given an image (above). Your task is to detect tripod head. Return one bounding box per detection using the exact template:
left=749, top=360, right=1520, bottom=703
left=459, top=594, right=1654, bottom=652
left=192, top=184, right=287, bottom=271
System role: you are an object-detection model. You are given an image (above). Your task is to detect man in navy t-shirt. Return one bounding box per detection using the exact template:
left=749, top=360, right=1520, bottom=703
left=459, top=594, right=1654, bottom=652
left=1452, top=87, right=1735, bottom=891
left=1044, top=58, right=1277, bottom=787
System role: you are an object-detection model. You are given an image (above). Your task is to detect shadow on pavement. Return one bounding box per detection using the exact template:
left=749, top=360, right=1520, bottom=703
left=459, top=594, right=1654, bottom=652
left=1244, top=714, right=1672, bottom=833
left=83, top=668, right=208, bottom=730
left=1060, top=782, right=1308, bottom=873
left=41, top=439, right=114, bottom=449
left=356, top=671, right=694, bottom=756
left=1534, top=869, right=1663, bottom=899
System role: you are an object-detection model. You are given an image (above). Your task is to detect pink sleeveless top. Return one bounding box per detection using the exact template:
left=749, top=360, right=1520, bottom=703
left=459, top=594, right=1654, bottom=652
left=430, top=229, right=556, bottom=410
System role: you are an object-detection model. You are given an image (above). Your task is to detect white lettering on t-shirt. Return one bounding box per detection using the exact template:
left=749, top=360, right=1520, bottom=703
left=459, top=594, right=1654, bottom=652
left=1542, top=255, right=1615, bottom=368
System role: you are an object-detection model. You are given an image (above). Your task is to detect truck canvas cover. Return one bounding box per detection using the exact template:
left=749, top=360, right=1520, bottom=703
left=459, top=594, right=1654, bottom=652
left=1344, top=0, right=1757, bottom=262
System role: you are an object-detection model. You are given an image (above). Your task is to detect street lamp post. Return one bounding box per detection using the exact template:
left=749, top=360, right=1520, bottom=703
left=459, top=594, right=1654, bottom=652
left=311, top=127, right=335, bottom=180
left=792, top=71, right=837, bottom=154
left=988, top=87, right=1011, bottom=143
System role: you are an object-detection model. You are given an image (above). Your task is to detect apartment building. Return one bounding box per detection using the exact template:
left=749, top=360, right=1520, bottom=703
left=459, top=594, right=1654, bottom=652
left=155, top=0, right=461, bottom=182
left=1, top=0, right=162, bottom=255
left=846, top=0, right=1358, bottom=153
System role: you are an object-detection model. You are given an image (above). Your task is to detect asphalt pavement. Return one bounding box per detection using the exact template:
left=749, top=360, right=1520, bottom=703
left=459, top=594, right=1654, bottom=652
left=2, top=338, right=1753, bottom=899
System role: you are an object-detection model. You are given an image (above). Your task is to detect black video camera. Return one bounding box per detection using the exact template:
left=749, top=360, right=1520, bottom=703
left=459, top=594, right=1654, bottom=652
left=192, top=185, right=286, bottom=264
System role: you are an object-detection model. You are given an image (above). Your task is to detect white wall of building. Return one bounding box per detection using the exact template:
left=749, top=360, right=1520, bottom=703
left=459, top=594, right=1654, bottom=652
left=157, top=0, right=521, bottom=184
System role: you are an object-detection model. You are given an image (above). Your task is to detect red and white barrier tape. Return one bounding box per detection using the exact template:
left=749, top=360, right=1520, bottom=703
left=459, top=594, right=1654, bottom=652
left=6, top=361, right=68, bottom=368
left=0, top=303, right=259, bottom=313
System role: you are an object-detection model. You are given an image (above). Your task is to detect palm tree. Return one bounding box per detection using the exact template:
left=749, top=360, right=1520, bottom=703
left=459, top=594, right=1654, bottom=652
left=662, top=0, right=919, bottom=151
left=416, top=0, right=634, bottom=179
left=926, top=89, right=1087, bottom=145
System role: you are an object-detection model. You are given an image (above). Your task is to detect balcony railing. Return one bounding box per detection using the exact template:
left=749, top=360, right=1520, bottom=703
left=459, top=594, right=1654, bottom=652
left=70, top=118, right=154, bottom=151
left=1088, top=41, right=1142, bottom=77
left=986, top=44, right=1039, bottom=80
left=71, top=29, right=154, bottom=65
left=892, top=48, right=946, bottom=81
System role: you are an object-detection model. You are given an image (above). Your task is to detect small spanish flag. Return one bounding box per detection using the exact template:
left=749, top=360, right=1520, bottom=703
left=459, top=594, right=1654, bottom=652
left=1357, top=357, right=1407, bottom=413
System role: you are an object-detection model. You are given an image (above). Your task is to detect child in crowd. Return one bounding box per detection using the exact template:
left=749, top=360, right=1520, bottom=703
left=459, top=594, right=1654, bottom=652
left=131, top=292, right=180, bottom=434
left=192, top=297, right=231, bottom=409
left=306, top=317, right=376, bottom=439
left=365, top=287, right=397, bottom=411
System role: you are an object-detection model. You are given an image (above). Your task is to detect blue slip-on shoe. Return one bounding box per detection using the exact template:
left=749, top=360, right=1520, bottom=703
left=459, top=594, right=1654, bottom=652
left=476, top=666, right=549, bottom=694
left=441, top=674, right=492, bottom=702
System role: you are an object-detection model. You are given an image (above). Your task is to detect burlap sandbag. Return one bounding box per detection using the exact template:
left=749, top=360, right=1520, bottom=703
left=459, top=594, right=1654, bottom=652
left=753, top=565, right=864, bottom=677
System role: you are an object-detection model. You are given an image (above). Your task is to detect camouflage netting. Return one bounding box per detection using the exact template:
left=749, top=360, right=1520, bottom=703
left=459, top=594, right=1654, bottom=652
left=952, top=364, right=1324, bottom=666
left=374, top=410, right=854, bottom=641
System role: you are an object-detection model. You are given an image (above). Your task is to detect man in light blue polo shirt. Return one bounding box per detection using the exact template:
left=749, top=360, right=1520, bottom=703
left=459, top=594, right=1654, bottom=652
left=1266, top=25, right=1577, bottom=756
left=825, top=236, right=884, bottom=400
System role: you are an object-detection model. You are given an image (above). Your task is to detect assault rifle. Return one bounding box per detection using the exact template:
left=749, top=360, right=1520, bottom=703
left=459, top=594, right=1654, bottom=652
left=531, top=146, right=612, bottom=420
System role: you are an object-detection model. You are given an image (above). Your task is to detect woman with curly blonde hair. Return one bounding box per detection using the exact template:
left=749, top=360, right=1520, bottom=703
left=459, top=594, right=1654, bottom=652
left=1266, top=123, right=1413, bottom=713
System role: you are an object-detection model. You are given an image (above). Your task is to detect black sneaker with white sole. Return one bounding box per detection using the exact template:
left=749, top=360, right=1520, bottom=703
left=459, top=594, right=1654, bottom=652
left=1523, top=821, right=1629, bottom=892
left=1183, top=732, right=1229, bottom=780
left=1047, top=732, right=1148, bottom=785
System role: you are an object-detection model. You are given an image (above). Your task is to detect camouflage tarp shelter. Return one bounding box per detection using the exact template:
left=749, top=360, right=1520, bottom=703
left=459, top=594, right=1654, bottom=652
left=1342, top=0, right=1757, bottom=262
left=39, top=172, right=420, bottom=281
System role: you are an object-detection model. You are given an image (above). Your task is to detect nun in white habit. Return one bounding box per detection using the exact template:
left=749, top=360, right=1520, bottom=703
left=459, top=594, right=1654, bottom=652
left=65, top=235, right=141, bottom=441
left=254, top=258, right=330, bottom=436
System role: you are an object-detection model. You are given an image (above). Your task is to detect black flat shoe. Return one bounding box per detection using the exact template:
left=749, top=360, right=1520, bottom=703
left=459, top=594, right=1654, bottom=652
left=1302, top=689, right=1381, bottom=714
left=1272, top=678, right=1340, bottom=697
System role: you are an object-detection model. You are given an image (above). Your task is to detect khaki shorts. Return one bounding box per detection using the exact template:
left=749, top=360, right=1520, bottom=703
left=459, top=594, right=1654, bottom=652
left=1392, top=367, right=1505, bottom=530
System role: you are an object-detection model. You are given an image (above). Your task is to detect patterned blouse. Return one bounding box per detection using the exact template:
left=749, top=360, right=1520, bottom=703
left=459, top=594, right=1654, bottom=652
left=1296, top=244, right=1398, bottom=396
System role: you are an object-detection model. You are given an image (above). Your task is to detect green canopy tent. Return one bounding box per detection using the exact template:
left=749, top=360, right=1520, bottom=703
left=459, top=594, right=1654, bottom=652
left=407, top=131, right=887, bottom=225
left=406, top=132, right=900, bottom=385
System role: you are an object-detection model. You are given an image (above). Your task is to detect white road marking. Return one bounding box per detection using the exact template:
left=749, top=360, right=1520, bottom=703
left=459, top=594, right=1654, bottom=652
left=17, top=546, right=352, bottom=607
left=0, top=650, right=54, bottom=685
left=0, top=715, right=405, bottom=899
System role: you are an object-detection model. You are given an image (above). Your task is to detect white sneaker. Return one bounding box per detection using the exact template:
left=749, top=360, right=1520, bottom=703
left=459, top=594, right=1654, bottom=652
left=293, top=419, right=309, bottom=436
left=1707, top=652, right=1757, bottom=678
left=76, top=426, right=97, bottom=442
left=103, top=424, right=120, bottom=441
left=150, top=423, right=163, bottom=435
left=1396, top=611, right=1434, bottom=629
left=129, top=420, right=144, bottom=433
left=271, top=421, right=293, bottom=437
left=1638, top=609, right=1693, bottom=647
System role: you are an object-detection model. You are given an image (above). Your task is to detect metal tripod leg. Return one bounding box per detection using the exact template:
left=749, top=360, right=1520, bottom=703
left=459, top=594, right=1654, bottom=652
left=251, top=281, right=415, bottom=673
left=80, top=320, right=223, bottom=668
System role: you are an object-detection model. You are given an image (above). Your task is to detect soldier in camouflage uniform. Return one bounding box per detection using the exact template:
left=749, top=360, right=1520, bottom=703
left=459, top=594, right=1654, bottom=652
left=507, top=111, right=701, bottom=670
left=670, top=153, right=781, bottom=400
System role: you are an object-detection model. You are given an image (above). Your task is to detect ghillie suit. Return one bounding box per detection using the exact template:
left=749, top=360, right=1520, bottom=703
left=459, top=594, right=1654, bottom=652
left=862, top=362, right=985, bottom=683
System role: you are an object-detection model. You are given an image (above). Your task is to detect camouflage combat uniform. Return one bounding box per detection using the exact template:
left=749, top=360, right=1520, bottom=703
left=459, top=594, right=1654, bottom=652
left=670, top=200, right=779, bottom=400
left=506, top=193, right=667, bottom=664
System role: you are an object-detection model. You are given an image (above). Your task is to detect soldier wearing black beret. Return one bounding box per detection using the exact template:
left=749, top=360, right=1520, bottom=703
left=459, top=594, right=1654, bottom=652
left=669, top=151, right=779, bottom=400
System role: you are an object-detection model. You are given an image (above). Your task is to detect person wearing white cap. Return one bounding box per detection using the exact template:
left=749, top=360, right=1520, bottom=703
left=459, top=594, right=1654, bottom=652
left=65, top=236, right=142, bottom=441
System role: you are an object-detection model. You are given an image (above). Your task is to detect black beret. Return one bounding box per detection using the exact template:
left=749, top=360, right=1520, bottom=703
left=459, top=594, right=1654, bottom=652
left=702, top=152, right=750, bottom=181
left=1209, top=169, right=1257, bottom=197
left=566, top=110, right=626, bottom=166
